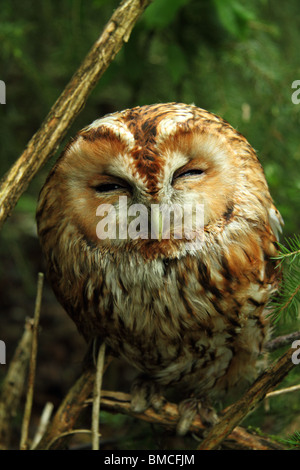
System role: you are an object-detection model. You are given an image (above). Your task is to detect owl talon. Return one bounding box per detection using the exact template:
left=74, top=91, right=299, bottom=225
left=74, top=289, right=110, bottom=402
left=177, top=398, right=219, bottom=436
left=130, top=375, right=164, bottom=413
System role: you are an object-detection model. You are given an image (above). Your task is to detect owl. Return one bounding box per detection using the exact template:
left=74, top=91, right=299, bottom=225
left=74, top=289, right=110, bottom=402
left=36, top=103, right=283, bottom=434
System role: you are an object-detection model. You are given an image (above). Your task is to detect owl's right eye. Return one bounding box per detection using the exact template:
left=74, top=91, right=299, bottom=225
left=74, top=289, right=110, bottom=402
left=94, top=183, right=126, bottom=193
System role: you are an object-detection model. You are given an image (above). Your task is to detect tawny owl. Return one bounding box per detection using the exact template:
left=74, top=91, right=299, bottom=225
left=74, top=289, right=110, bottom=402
left=36, top=103, right=283, bottom=434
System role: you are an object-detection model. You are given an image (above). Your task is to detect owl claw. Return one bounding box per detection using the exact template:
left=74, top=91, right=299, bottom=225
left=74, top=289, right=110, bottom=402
left=130, top=375, right=165, bottom=413
left=177, top=398, right=219, bottom=436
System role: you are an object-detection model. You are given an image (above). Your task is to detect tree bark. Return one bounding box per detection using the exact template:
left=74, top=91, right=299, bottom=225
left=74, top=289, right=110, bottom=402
left=0, top=0, right=153, bottom=230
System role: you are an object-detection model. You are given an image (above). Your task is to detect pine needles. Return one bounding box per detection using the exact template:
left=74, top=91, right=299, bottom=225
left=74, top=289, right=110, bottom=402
left=269, top=235, right=300, bottom=323
left=279, top=430, right=300, bottom=449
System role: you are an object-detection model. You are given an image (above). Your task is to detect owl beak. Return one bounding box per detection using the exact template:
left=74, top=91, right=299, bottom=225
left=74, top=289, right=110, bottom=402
left=150, top=206, right=164, bottom=242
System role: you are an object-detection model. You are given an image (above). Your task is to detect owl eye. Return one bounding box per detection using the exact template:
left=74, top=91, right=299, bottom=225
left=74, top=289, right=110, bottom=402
left=173, top=168, right=204, bottom=183
left=93, top=183, right=127, bottom=193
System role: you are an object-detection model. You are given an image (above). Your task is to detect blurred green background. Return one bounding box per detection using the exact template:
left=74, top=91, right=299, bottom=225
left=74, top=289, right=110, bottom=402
left=0, top=0, right=299, bottom=450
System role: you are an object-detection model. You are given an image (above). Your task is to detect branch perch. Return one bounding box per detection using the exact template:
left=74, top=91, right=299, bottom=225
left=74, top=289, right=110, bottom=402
left=34, top=342, right=293, bottom=451
left=35, top=340, right=296, bottom=450
left=0, top=0, right=153, bottom=230
left=96, top=391, right=285, bottom=450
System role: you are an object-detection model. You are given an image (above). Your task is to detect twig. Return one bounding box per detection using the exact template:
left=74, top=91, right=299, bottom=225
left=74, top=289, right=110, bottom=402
left=34, top=356, right=113, bottom=450
left=0, top=318, right=34, bottom=449
left=264, top=331, right=300, bottom=352
left=266, top=383, right=300, bottom=398
left=0, top=0, right=153, bottom=230
left=46, top=430, right=97, bottom=451
left=20, top=272, right=44, bottom=450
left=92, top=342, right=106, bottom=450
left=264, top=382, right=300, bottom=412
left=197, top=347, right=296, bottom=450
left=31, top=402, right=54, bottom=449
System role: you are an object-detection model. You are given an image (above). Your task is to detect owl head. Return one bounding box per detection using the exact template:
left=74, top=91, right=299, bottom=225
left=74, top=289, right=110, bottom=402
left=37, top=102, right=282, bottom=262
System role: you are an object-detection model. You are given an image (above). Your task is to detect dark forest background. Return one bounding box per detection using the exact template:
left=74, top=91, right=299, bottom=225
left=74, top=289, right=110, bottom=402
left=0, top=0, right=299, bottom=450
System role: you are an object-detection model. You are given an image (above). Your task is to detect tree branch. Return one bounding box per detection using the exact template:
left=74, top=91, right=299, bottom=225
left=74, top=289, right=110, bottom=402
left=33, top=348, right=290, bottom=451
left=97, top=391, right=286, bottom=450
left=197, top=347, right=296, bottom=450
left=0, top=0, right=153, bottom=230
left=264, top=331, right=300, bottom=352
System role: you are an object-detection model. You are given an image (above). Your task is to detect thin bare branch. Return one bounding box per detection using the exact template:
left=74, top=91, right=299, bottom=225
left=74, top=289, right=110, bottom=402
left=46, top=430, right=97, bottom=451
left=264, top=331, right=300, bottom=352
left=92, top=342, right=106, bottom=450
left=34, top=356, right=113, bottom=450
left=31, top=402, right=54, bottom=450
left=20, top=272, right=44, bottom=450
left=266, top=383, right=300, bottom=398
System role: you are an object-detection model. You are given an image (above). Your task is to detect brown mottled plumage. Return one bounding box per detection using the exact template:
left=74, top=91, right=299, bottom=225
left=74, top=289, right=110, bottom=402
left=36, top=103, right=283, bottom=433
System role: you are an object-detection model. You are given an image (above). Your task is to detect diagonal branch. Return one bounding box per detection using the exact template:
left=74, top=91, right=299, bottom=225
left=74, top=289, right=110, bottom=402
left=0, top=0, right=153, bottom=230
left=197, top=347, right=296, bottom=450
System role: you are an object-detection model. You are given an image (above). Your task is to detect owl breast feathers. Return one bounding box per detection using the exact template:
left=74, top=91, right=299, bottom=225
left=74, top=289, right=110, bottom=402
left=36, top=102, right=283, bottom=408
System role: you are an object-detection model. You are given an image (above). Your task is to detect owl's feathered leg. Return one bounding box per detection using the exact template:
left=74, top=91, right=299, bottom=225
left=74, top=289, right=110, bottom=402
left=177, top=397, right=219, bottom=436
left=130, top=374, right=166, bottom=413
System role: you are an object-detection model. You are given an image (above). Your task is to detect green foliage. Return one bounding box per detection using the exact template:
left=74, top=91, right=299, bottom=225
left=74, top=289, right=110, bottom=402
left=269, top=235, right=300, bottom=323
left=274, top=235, right=300, bottom=265
left=278, top=430, right=300, bottom=449
left=143, top=0, right=191, bottom=30
left=213, top=0, right=256, bottom=38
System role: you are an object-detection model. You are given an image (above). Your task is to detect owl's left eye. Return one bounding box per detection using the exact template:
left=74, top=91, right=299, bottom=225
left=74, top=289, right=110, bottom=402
left=172, top=168, right=204, bottom=183
left=93, top=183, right=127, bottom=193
